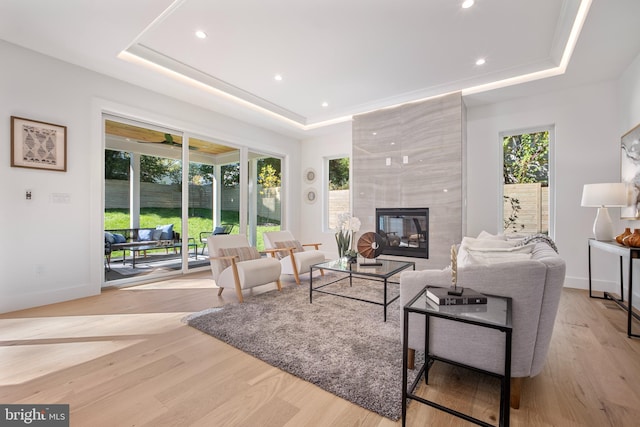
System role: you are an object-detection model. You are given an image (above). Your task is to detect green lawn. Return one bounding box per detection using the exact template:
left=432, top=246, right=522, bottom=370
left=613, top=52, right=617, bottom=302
left=105, top=208, right=280, bottom=251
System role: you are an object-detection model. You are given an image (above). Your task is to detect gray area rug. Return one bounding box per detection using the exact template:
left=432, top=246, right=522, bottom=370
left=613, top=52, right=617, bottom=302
left=185, top=274, right=418, bottom=420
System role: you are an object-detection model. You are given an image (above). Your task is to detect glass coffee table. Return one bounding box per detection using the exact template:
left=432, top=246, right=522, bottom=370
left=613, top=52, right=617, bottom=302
left=309, top=258, right=415, bottom=321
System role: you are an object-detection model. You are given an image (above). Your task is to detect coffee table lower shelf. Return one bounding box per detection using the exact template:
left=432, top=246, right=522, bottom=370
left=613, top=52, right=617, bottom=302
left=309, top=258, right=415, bottom=322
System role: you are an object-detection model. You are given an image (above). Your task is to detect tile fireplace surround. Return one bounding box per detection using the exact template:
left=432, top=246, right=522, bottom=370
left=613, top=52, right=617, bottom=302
left=352, top=92, right=465, bottom=270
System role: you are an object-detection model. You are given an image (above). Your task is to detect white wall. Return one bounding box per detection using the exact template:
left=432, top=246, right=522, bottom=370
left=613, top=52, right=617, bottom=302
left=618, top=51, right=640, bottom=135
left=303, top=78, right=628, bottom=295
left=0, top=40, right=300, bottom=313
left=5, top=38, right=640, bottom=313
left=299, top=122, right=353, bottom=258
left=466, top=80, right=623, bottom=294
left=616, top=50, right=640, bottom=305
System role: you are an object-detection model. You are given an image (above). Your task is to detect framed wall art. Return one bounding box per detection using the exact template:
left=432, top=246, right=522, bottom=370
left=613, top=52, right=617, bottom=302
left=11, top=116, right=67, bottom=172
left=621, top=122, right=640, bottom=219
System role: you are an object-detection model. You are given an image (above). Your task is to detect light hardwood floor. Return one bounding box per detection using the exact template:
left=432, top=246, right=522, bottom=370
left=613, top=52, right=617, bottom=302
left=1, top=271, right=639, bottom=426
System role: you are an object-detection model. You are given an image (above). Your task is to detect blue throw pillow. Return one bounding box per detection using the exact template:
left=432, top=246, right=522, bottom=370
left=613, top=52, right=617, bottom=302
left=152, top=229, right=163, bottom=240
left=138, top=229, right=153, bottom=241
left=213, top=226, right=226, bottom=235
left=156, top=224, right=174, bottom=240
left=113, top=233, right=126, bottom=243
left=104, top=232, right=116, bottom=244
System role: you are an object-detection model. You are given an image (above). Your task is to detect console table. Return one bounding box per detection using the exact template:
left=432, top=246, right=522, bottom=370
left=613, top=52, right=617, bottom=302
left=587, top=239, right=640, bottom=338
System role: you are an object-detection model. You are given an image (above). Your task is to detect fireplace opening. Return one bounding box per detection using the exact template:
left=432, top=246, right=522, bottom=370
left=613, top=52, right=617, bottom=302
left=376, top=208, right=428, bottom=259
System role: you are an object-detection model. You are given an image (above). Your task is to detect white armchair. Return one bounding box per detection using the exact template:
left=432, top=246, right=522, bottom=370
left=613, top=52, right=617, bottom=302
left=263, top=230, right=325, bottom=284
left=208, top=234, right=282, bottom=303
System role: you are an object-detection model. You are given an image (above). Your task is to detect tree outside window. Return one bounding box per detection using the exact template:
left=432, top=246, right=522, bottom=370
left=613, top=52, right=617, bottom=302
left=328, top=157, right=350, bottom=230
left=503, top=130, right=550, bottom=234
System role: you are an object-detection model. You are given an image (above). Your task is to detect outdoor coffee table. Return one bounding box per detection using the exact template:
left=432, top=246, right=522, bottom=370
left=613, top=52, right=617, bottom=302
left=120, top=241, right=198, bottom=268
left=309, top=258, right=415, bottom=321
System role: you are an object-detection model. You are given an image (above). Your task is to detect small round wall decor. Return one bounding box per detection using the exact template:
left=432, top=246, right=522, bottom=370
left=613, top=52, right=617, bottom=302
left=304, top=168, right=317, bottom=184
left=305, top=188, right=318, bottom=204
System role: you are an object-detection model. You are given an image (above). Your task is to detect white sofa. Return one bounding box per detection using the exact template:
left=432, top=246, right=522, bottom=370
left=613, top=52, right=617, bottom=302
left=399, top=237, right=565, bottom=408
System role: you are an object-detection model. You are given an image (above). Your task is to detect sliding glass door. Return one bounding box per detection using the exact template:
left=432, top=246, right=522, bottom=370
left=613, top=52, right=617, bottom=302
left=188, top=135, right=240, bottom=257
left=247, top=151, right=282, bottom=250
left=104, top=118, right=185, bottom=282
left=104, top=115, right=283, bottom=283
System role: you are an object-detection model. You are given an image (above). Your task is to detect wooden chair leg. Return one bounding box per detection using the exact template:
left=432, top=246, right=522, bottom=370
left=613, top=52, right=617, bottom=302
left=217, top=288, right=224, bottom=296
left=289, top=252, right=301, bottom=285
left=230, top=258, right=244, bottom=303
left=510, top=377, right=523, bottom=409
left=276, top=279, right=282, bottom=291
left=407, top=348, right=416, bottom=370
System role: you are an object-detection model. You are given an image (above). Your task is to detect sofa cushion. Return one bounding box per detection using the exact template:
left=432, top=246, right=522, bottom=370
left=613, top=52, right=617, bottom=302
left=461, top=236, right=518, bottom=249
left=152, top=229, right=164, bottom=240
left=464, top=244, right=535, bottom=266
left=477, top=230, right=507, bottom=240
left=217, top=246, right=261, bottom=270
left=113, top=233, right=127, bottom=244
left=138, top=229, right=153, bottom=241
left=217, top=257, right=281, bottom=289
left=104, top=232, right=116, bottom=244
left=457, top=236, right=519, bottom=266
left=156, top=224, right=174, bottom=240
left=274, top=240, right=305, bottom=259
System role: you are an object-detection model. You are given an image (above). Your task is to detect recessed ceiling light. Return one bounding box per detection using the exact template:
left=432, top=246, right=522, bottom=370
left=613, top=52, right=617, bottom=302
left=372, top=132, right=377, bottom=136
left=321, top=101, right=329, bottom=108
left=274, top=74, right=283, bottom=81
left=462, top=0, right=474, bottom=9
left=195, top=30, right=207, bottom=39
left=475, top=58, right=486, bottom=66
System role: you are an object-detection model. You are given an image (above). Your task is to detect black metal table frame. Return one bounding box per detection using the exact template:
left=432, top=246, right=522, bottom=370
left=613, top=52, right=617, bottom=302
left=587, top=238, right=640, bottom=338
left=402, top=288, right=513, bottom=427
left=309, top=260, right=415, bottom=322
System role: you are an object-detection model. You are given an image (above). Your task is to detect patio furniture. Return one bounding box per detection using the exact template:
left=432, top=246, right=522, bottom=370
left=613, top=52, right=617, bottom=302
left=199, top=224, right=236, bottom=255
left=105, top=225, right=196, bottom=267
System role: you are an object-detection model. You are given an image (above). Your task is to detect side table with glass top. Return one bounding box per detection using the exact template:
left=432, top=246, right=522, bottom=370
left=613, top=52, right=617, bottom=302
left=402, top=286, right=513, bottom=427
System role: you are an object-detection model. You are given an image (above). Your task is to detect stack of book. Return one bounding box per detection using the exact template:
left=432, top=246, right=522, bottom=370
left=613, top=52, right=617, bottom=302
left=426, top=287, right=487, bottom=305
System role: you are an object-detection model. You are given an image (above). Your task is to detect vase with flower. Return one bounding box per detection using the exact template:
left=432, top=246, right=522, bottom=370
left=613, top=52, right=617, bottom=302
left=335, top=212, right=361, bottom=259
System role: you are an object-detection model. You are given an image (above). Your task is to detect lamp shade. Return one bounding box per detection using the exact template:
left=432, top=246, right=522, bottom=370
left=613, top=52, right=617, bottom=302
left=581, top=183, right=628, bottom=207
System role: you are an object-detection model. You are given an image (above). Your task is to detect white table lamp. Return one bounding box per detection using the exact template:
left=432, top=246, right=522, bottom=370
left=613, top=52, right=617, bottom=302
left=581, top=183, right=628, bottom=241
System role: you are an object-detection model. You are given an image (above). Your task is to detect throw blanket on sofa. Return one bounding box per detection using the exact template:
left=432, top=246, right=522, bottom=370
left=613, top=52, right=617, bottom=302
left=517, top=233, right=559, bottom=253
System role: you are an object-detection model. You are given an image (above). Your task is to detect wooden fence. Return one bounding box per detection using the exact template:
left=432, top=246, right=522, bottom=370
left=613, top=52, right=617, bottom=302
left=105, top=179, right=281, bottom=221
left=503, top=183, right=549, bottom=234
